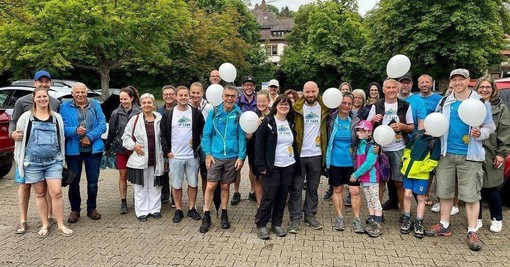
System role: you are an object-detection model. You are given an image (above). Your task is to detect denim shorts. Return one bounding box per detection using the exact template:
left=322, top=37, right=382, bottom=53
left=403, top=177, right=429, bottom=195
left=170, top=158, right=199, bottom=189
left=23, top=157, right=63, bottom=184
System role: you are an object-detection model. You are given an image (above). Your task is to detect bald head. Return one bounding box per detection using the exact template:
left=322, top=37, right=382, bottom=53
left=303, top=81, right=319, bottom=105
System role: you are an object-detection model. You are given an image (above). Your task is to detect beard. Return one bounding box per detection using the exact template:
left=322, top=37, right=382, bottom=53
left=305, top=96, right=316, bottom=105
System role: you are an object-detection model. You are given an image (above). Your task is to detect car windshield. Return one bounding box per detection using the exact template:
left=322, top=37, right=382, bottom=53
left=0, top=90, right=12, bottom=108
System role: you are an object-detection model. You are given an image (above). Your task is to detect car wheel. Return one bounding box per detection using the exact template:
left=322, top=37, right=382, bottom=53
left=0, top=162, right=12, bottom=178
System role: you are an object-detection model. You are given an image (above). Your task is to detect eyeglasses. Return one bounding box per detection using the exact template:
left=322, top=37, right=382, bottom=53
left=277, top=103, right=289, bottom=107
left=224, top=94, right=237, bottom=99
left=163, top=93, right=175, bottom=97
left=210, top=75, right=220, bottom=78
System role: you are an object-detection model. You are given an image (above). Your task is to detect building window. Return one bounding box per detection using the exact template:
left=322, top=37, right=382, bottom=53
left=265, top=45, right=278, bottom=56
left=271, top=31, right=284, bottom=37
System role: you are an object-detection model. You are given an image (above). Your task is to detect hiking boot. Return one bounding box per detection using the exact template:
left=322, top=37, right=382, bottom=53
left=199, top=213, right=211, bottom=233
left=400, top=216, right=413, bottom=234
left=367, top=221, right=382, bottom=237
left=248, top=191, right=257, bottom=202
left=414, top=219, right=424, bottom=238
left=334, top=217, right=345, bottom=231
left=271, top=226, right=287, bottom=237
left=221, top=210, right=230, bottom=229
left=352, top=218, right=364, bottom=234
left=230, top=192, right=241, bottom=206
left=257, top=227, right=270, bottom=240
left=345, top=193, right=352, bottom=207
left=323, top=186, right=333, bottom=200
left=425, top=223, right=452, bottom=237
left=490, top=218, right=502, bottom=233
left=304, top=216, right=323, bottom=230
left=467, top=231, right=482, bottom=251
left=187, top=208, right=202, bottom=220
left=288, top=220, right=300, bottom=234
left=120, top=202, right=128, bottom=214
left=87, top=209, right=101, bottom=220
left=172, top=209, right=184, bottom=223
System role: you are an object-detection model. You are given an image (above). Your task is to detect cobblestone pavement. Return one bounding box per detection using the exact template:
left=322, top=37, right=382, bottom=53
left=0, top=165, right=509, bottom=267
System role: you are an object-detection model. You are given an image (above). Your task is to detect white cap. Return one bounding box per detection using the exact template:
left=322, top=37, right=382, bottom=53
left=268, top=79, right=279, bottom=87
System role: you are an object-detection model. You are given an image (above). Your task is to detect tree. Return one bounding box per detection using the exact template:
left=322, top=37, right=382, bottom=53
left=280, top=0, right=367, bottom=90
left=363, top=0, right=510, bottom=86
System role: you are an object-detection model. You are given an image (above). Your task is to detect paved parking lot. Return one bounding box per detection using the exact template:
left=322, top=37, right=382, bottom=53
left=0, top=165, right=509, bottom=266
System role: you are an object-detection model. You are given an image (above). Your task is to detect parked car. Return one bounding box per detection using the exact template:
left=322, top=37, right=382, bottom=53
left=12, top=79, right=88, bottom=89
left=0, top=108, right=14, bottom=178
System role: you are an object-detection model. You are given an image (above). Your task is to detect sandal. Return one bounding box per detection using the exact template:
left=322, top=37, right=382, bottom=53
left=37, top=225, right=50, bottom=238
left=424, top=196, right=433, bottom=206
left=15, top=222, right=28, bottom=235
left=57, top=226, right=74, bottom=237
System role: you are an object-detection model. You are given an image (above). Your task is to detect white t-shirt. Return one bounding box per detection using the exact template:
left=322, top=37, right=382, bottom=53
left=300, top=103, right=322, bottom=157
left=171, top=107, right=194, bottom=159
left=274, top=118, right=296, bottom=167
left=367, top=102, right=414, bottom=151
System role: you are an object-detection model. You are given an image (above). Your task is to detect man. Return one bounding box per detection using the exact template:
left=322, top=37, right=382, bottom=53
left=418, top=74, right=443, bottom=115
left=367, top=78, right=414, bottom=218
left=231, top=76, right=257, bottom=205
left=158, top=85, right=176, bottom=206
left=60, top=82, right=107, bottom=223
left=199, top=85, right=246, bottom=233
left=288, top=81, right=330, bottom=233
left=425, top=69, right=495, bottom=252
left=268, top=79, right=280, bottom=107
left=161, top=86, right=205, bottom=223
left=209, top=70, right=221, bottom=85
left=398, top=72, right=426, bottom=135
left=10, top=70, right=60, bottom=234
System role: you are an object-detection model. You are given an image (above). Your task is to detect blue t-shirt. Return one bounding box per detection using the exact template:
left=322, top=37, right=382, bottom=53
left=331, top=117, right=353, bottom=167
left=447, top=101, right=469, bottom=155
left=401, top=94, right=427, bottom=134
left=419, top=93, right=443, bottom=115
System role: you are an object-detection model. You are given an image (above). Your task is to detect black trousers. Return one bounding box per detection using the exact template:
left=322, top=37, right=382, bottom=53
left=255, top=164, right=295, bottom=228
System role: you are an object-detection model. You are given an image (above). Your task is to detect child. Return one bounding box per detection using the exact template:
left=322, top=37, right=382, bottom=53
left=349, top=120, right=383, bottom=237
left=400, top=129, right=441, bottom=238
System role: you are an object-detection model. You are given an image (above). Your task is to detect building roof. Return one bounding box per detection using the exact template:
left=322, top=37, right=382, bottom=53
left=252, top=1, right=294, bottom=32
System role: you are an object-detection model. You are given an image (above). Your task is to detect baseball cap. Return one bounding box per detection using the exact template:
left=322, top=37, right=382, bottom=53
left=449, top=68, right=469, bottom=79
left=355, top=120, right=373, bottom=131
left=398, top=72, right=412, bottom=82
left=268, top=79, right=279, bottom=87
left=242, top=75, right=256, bottom=84
left=34, top=70, right=51, bottom=81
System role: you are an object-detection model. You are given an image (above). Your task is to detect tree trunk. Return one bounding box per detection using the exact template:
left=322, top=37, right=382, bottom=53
left=99, top=68, right=110, bottom=101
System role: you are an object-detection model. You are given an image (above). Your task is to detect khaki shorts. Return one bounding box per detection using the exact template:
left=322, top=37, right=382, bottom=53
left=435, top=153, right=483, bottom=203
left=207, top=158, right=237, bottom=184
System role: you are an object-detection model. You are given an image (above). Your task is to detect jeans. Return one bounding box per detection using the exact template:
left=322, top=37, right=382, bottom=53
left=66, top=152, right=102, bottom=212
left=479, top=187, right=503, bottom=221
left=288, top=156, right=322, bottom=220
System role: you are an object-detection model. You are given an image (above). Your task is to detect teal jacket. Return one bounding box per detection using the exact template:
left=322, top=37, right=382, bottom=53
left=201, top=103, right=246, bottom=160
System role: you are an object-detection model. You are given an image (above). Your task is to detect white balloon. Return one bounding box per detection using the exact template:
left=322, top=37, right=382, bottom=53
left=322, top=88, right=343, bottom=109
left=219, top=62, right=237, bottom=83
left=386, top=54, right=411, bottom=78
left=424, top=112, right=449, bottom=137
left=239, top=111, right=259, bottom=134
left=206, top=84, right=224, bottom=106
left=373, top=125, right=395, bottom=146
left=458, top=98, right=487, bottom=127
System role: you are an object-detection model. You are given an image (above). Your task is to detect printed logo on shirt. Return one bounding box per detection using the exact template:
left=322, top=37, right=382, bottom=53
left=315, top=136, right=320, bottom=147
left=177, top=116, right=192, bottom=128
left=305, top=111, right=320, bottom=124
left=287, top=145, right=294, bottom=157
left=462, top=135, right=469, bottom=144
left=278, top=124, right=292, bottom=136
left=382, top=108, right=399, bottom=125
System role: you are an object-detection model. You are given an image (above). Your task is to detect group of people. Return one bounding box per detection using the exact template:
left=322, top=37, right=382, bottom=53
left=10, top=68, right=508, bottom=252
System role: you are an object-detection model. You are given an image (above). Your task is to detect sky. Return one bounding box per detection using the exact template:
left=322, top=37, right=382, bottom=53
left=250, top=0, right=379, bottom=16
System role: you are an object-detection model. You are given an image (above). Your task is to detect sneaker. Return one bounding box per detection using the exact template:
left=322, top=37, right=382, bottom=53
left=345, top=193, right=352, bottom=207
left=431, top=202, right=440, bottom=213
left=288, top=220, right=300, bottom=234
left=172, top=209, right=184, bottom=223
left=400, top=216, right=413, bottom=234
left=120, top=202, right=128, bottom=214
left=366, top=217, right=374, bottom=225
left=257, top=227, right=270, bottom=240
left=414, top=219, right=424, bottom=238
left=475, top=219, right=483, bottom=231
left=248, top=191, right=257, bottom=202
left=152, top=212, right=162, bottom=219
left=334, top=217, right=345, bottom=231
left=467, top=231, right=482, bottom=251
left=490, top=218, right=503, bottom=233
left=425, top=223, right=452, bottom=237
left=367, top=221, right=382, bottom=237
left=323, top=186, right=333, bottom=200
left=199, top=213, right=211, bottom=233
left=352, top=218, right=364, bottom=234
left=304, top=216, right=323, bottom=230
left=399, top=214, right=406, bottom=223
left=271, top=226, right=287, bottom=237
left=230, top=192, right=241, bottom=206
left=221, top=210, right=230, bottom=229
left=450, top=206, right=459, bottom=216
left=187, top=208, right=202, bottom=220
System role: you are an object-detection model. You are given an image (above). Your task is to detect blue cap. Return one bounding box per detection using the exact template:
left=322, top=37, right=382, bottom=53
left=33, top=70, right=51, bottom=81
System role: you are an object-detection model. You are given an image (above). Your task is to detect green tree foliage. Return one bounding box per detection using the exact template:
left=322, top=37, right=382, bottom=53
left=363, top=0, right=509, bottom=84
left=280, top=0, right=367, bottom=90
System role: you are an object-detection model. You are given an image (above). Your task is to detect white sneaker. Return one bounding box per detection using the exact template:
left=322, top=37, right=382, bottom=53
left=450, top=206, right=459, bottom=216
left=490, top=218, right=502, bottom=233
left=475, top=219, right=483, bottom=231
left=431, top=203, right=440, bottom=213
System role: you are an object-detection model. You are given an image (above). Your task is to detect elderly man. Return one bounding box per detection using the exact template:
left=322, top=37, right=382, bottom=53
left=10, top=70, right=60, bottom=234
left=209, top=70, right=221, bottom=85
left=398, top=72, right=426, bottom=136
left=158, top=85, right=176, bottom=205
left=60, top=83, right=107, bottom=223
left=268, top=79, right=280, bottom=107
left=425, top=69, right=495, bottom=252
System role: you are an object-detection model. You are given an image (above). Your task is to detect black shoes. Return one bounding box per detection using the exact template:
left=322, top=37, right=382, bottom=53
left=248, top=191, right=257, bottom=202
left=120, top=202, right=128, bottom=214
left=173, top=209, right=184, bottom=223
left=199, top=212, right=211, bottom=233
left=187, top=208, right=202, bottom=220
left=221, top=210, right=231, bottom=229
left=152, top=212, right=162, bottom=219
left=382, top=200, right=399, bottom=210
left=323, top=186, right=333, bottom=200
left=138, top=215, right=148, bottom=222
left=231, top=192, right=241, bottom=206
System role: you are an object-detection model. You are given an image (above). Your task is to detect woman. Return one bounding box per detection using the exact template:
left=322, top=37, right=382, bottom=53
left=122, top=93, right=164, bottom=222
left=13, top=88, right=73, bottom=237
left=255, top=95, right=299, bottom=240
left=105, top=87, right=141, bottom=214
left=366, top=82, right=382, bottom=105
left=475, top=77, right=510, bottom=233
left=284, top=89, right=299, bottom=104
left=351, top=89, right=366, bottom=119
left=324, top=93, right=364, bottom=233
left=339, top=82, right=352, bottom=93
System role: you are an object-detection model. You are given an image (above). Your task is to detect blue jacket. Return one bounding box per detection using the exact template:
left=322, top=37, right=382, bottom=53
left=324, top=111, right=357, bottom=169
left=201, top=103, right=246, bottom=160
left=60, top=99, right=107, bottom=155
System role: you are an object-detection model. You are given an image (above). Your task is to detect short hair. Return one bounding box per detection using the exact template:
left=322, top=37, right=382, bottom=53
left=224, top=85, right=237, bottom=92
left=175, top=86, right=189, bottom=95
left=72, top=82, right=87, bottom=91
left=342, top=92, right=354, bottom=102
left=418, top=74, right=433, bottom=83
left=383, top=78, right=398, bottom=88
left=270, top=95, right=294, bottom=118
left=190, top=82, right=203, bottom=91
left=474, top=76, right=498, bottom=100
left=162, top=85, right=175, bottom=92
left=140, top=93, right=156, bottom=103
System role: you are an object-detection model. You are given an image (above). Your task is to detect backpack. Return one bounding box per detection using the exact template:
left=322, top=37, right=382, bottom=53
left=364, top=141, right=390, bottom=182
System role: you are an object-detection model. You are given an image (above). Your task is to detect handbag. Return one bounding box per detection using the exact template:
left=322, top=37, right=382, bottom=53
left=117, top=114, right=140, bottom=155
left=62, top=167, right=77, bottom=187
